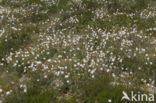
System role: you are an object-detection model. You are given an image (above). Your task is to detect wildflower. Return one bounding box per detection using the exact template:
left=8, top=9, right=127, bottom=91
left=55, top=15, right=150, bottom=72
left=6, top=91, right=12, bottom=95
left=67, top=80, right=70, bottom=83
left=112, top=73, right=115, bottom=77
left=44, top=75, right=48, bottom=78
left=91, top=69, right=96, bottom=74
left=108, top=99, right=112, bottom=103
left=0, top=89, right=2, bottom=93
left=138, top=67, right=142, bottom=70
left=107, top=69, right=110, bottom=73
left=47, top=59, right=51, bottom=62
left=65, top=75, right=69, bottom=78
left=24, top=88, right=27, bottom=93
left=11, top=27, right=18, bottom=31
left=0, top=28, right=5, bottom=37
left=100, top=68, right=103, bottom=71
left=91, top=75, right=95, bottom=78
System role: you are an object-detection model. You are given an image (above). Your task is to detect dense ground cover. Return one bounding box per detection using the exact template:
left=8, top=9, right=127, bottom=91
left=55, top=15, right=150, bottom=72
left=0, top=0, right=156, bottom=103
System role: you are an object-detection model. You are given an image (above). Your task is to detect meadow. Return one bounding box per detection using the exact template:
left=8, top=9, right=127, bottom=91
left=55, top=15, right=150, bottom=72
left=0, top=0, right=156, bottom=103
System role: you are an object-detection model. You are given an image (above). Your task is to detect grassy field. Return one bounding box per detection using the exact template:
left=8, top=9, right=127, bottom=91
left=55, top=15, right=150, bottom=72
left=0, top=0, right=156, bottom=103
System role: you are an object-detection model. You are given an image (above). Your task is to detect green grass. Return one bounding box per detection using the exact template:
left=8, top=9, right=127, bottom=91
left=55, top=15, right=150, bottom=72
left=3, top=74, right=142, bottom=103
left=74, top=75, right=144, bottom=103
left=4, top=87, right=57, bottom=103
left=0, top=0, right=156, bottom=103
left=0, top=25, right=37, bottom=60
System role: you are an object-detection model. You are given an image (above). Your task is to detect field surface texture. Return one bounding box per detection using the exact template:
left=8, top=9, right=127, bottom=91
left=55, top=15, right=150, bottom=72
left=0, top=0, right=156, bottom=103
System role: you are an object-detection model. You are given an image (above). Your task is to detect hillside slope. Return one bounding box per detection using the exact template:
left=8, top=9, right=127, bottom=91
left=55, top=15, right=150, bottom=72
left=0, top=0, right=156, bottom=103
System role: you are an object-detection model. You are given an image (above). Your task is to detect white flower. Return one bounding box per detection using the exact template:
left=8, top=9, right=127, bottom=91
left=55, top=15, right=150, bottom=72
left=61, top=71, right=64, bottom=74
left=112, top=73, right=115, bottom=77
left=138, top=67, right=142, bottom=70
left=47, top=59, right=51, bottom=62
left=24, top=88, right=27, bottom=93
left=120, top=59, right=123, bottom=63
left=58, top=55, right=62, bottom=58
left=112, top=58, right=115, bottom=62
left=11, top=27, right=18, bottom=31
left=133, top=53, right=136, bottom=57
left=36, top=61, right=42, bottom=64
left=0, top=28, right=5, bottom=37
left=130, top=72, right=133, bottom=75
left=107, top=69, right=110, bottom=73
left=65, top=75, right=69, bottom=78
left=37, top=79, right=40, bottom=82
left=91, top=75, right=95, bottom=78
left=67, top=80, right=70, bottom=83
left=44, top=75, right=48, bottom=78
left=6, top=91, right=11, bottom=95
left=91, top=69, right=96, bottom=74
left=147, top=83, right=150, bottom=87
left=100, top=68, right=103, bottom=71
left=108, top=99, right=112, bottom=103
left=0, top=89, right=2, bottom=93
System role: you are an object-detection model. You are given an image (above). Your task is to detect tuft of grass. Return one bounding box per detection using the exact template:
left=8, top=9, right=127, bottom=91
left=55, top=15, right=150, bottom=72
left=78, top=75, right=143, bottom=103
left=4, top=87, right=57, bottom=103
left=106, top=0, right=149, bottom=12
left=4, top=85, right=77, bottom=103
left=0, top=25, right=37, bottom=59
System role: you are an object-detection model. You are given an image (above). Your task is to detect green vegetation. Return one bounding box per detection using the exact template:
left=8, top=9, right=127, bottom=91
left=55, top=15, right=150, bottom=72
left=0, top=0, right=156, bottom=103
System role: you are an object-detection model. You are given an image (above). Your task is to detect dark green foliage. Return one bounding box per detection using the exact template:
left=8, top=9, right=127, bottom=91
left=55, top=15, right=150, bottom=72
left=107, top=0, right=148, bottom=12
left=5, top=87, right=57, bottom=103
left=78, top=76, right=142, bottom=103
left=82, top=0, right=103, bottom=9
left=5, top=85, right=77, bottom=103
left=26, top=0, right=45, bottom=5
left=0, top=32, right=31, bottom=59
left=0, top=25, right=37, bottom=59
